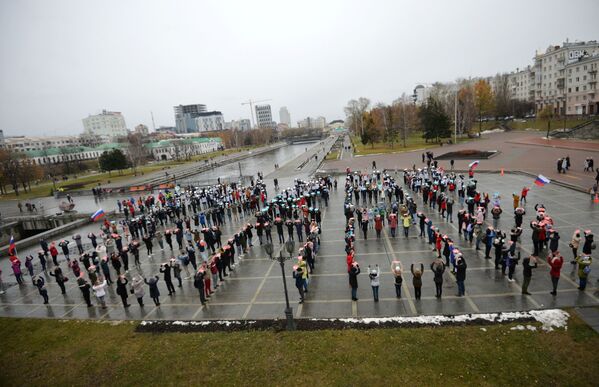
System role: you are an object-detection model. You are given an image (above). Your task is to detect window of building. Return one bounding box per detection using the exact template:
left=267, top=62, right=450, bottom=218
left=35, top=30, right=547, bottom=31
left=583, top=75, right=587, bottom=80
left=583, top=85, right=587, bottom=91
left=584, top=65, right=587, bottom=70
left=576, top=77, right=580, bottom=81
left=576, top=87, right=579, bottom=92
left=568, top=88, right=572, bottom=92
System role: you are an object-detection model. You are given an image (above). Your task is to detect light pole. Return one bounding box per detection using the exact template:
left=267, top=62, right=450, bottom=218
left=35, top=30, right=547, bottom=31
left=264, top=241, right=296, bottom=330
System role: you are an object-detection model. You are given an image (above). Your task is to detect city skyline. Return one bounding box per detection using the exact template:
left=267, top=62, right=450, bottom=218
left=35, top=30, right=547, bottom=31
left=1, top=0, right=598, bottom=136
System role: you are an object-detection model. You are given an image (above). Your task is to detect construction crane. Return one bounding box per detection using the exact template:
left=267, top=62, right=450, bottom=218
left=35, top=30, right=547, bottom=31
left=241, top=98, right=272, bottom=128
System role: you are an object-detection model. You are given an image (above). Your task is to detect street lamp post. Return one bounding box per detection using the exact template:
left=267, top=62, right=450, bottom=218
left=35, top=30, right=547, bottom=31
left=264, top=241, right=296, bottom=330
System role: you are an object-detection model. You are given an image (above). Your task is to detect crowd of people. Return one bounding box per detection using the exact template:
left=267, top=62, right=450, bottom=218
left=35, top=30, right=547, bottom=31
left=0, top=176, right=334, bottom=309
left=341, top=163, right=595, bottom=302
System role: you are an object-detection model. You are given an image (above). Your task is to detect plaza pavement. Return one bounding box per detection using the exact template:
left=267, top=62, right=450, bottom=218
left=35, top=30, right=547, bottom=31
left=1, top=171, right=598, bottom=321
left=326, top=131, right=599, bottom=192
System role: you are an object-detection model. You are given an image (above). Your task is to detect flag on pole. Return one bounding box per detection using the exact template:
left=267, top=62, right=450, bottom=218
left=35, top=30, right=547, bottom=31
left=8, top=235, right=16, bottom=255
left=91, top=209, right=105, bottom=222
left=468, top=160, right=480, bottom=169
left=534, top=174, right=551, bottom=187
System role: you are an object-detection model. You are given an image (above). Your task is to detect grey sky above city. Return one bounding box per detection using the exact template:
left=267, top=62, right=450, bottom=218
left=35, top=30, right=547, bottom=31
left=1, top=0, right=598, bottom=136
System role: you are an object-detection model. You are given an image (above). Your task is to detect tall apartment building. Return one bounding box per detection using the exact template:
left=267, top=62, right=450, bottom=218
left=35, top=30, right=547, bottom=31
left=174, top=104, right=207, bottom=133
left=566, top=55, right=599, bottom=115
left=194, top=111, right=225, bottom=132
left=298, top=116, right=327, bottom=129
left=533, top=40, right=599, bottom=115
left=226, top=119, right=252, bottom=131
left=82, top=110, right=128, bottom=138
left=279, top=106, right=291, bottom=126
left=255, top=104, right=274, bottom=129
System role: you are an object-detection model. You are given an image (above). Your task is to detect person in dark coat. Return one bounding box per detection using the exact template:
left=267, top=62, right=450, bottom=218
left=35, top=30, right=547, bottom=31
left=33, top=275, right=49, bottom=304
left=115, top=275, right=131, bottom=307
left=160, top=263, right=176, bottom=295
left=193, top=269, right=207, bottom=305
left=77, top=275, right=93, bottom=307
left=430, top=259, right=445, bottom=298
left=521, top=255, right=537, bottom=295
left=293, top=265, right=305, bottom=303
left=144, top=275, right=161, bottom=306
left=49, top=265, right=67, bottom=294
left=348, top=262, right=360, bottom=301
left=455, top=254, right=467, bottom=296
left=411, top=263, right=424, bottom=300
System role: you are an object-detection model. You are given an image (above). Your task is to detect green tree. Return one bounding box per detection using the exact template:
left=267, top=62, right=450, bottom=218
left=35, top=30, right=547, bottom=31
left=474, top=79, right=495, bottom=134
left=99, top=149, right=128, bottom=176
left=419, top=97, right=451, bottom=143
left=360, top=111, right=378, bottom=148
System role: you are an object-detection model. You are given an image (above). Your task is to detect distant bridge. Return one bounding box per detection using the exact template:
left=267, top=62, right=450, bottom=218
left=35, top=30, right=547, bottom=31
left=284, top=134, right=325, bottom=144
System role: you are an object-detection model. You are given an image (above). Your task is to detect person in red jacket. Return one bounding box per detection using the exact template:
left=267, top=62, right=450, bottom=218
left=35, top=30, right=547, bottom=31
left=388, top=213, right=398, bottom=238
left=548, top=251, right=564, bottom=296
left=435, top=232, right=442, bottom=258
left=346, top=250, right=355, bottom=273
left=374, top=215, right=383, bottom=239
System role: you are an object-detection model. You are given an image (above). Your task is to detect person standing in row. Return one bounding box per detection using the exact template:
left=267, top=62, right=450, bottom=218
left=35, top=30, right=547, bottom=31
left=145, top=275, right=161, bottom=306
left=455, top=255, right=467, bottom=297
left=33, top=275, right=49, bottom=304
left=293, top=265, right=306, bottom=304
left=131, top=275, right=145, bottom=307
left=368, top=265, right=380, bottom=302
left=49, top=265, right=67, bottom=295
left=411, top=263, right=424, bottom=300
left=349, top=262, right=360, bottom=301
left=93, top=278, right=108, bottom=309
left=548, top=252, right=564, bottom=296
left=116, top=275, right=131, bottom=307
left=431, top=258, right=445, bottom=298
left=77, top=274, right=93, bottom=307
left=391, top=261, right=403, bottom=298
left=521, top=255, right=537, bottom=295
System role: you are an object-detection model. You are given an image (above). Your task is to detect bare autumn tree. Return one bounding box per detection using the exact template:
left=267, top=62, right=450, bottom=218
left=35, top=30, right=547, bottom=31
left=127, top=133, right=147, bottom=174
left=0, top=148, right=25, bottom=196
left=344, top=98, right=370, bottom=135
left=492, top=73, right=511, bottom=118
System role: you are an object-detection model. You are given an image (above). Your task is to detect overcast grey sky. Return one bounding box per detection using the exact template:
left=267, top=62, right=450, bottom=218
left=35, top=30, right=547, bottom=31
left=1, top=0, right=598, bottom=136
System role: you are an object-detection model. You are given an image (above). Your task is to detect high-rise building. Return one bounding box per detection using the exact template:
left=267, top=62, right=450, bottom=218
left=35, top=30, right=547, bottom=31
left=255, top=104, right=274, bottom=129
left=507, top=66, right=534, bottom=102
left=194, top=111, right=225, bottom=132
left=226, top=119, right=252, bottom=131
left=82, top=110, right=128, bottom=138
left=174, top=104, right=207, bottom=133
left=279, top=106, right=291, bottom=126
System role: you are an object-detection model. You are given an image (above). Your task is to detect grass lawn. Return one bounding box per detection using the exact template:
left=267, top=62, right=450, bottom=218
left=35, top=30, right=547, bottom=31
left=0, top=313, right=597, bottom=386
left=0, top=147, right=255, bottom=200
left=325, top=150, right=339, bottom=161
left=351, top=133, right=475, bottom=156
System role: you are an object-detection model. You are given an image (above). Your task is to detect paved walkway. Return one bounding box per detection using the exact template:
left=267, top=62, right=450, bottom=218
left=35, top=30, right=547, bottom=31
left=324, top=131, right=599, bottom=191
left=1, top=172, right=598, bottom=320
left=575, top=307, right=599, bottom=334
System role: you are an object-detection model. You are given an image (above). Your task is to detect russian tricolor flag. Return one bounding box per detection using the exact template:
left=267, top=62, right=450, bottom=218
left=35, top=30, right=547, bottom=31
left=8, top=235, right=16, bottom=255
left=468, top=160, right=480, bottom=169
left=91, top=209, right=105, bottom=222
left=534, top=174, right=551, bottom=187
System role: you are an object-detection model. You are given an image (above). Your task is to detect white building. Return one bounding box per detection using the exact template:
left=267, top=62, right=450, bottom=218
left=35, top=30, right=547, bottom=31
left=4, top=135, right=85, bottom=153
left=279, top=107, right=291, bottom=126
left=226, top=119, right=251, bottom=131
left=194, top=112, right=224, bottom=132
left=414, top=84, right=432, bottom=105
left=134, top=124, right=149, bottom=136
left=147, top=137, right=222, bottom=161
left=533, top=40, right=599, bottom=115
left=566, top=54, right=599, bottom=115
left=298, top=116, right=327, bottom=129
left=507, top=66, right=534, bottom=102
left=82, top=110, right=128, bottom=138
left=174, top=104, right=207, bottom=133
left=255, top=104, right=274, bottom=129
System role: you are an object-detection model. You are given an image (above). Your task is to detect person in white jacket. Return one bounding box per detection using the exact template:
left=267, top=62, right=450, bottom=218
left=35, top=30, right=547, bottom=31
left=368, top=264, right=380, bottom=302
left=92, top=278, right=108, bottom=309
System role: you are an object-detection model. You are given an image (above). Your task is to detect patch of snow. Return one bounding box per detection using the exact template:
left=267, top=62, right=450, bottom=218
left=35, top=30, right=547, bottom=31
left=529, top=309, right=569, bottom=331
left=480, top=328, right=487, bottom=332
left=481, top=128, right=505, bottom=135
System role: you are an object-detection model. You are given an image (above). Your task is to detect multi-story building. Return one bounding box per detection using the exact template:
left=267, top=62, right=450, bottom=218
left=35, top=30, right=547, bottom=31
left=226, top=119, right=251, bottom=131
left=414, top=84, right=432, bottom=105
left=279, top=107, right=291, bottom=126
left=174, top=104, right=207, bottom=133
left=533, top=40, right=599, bottom=115
left=82, top=110, right=128, bottom=138
left=194, top=112, right=225, bottom=132
left=0, top=130, right=4, bottom=147
left=4, top=135, right=85, bottom=153
left=146, top=137, right=222, bottom=161
left=507, top=66, right=534, bottom=102
left=255, top=104, right=274, bottom=129
left=566, top=54, right=599, bottom=115
left=298, top=116, right=327, bottom=129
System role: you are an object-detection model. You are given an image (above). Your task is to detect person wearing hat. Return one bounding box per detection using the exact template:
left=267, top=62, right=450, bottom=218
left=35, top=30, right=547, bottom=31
left=411, top=263, right=424, bottom=300
left=368, top=264, right=380, bottom=302
left=575, top=255, right=593, bottom=291
left=569, top=230, right=581, bottom=264
left=391, top=261, right=403, bottom=298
